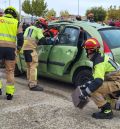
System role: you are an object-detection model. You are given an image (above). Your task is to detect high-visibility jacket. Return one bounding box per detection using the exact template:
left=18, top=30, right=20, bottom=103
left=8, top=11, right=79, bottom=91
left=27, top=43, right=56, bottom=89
left=0, top=15, right=18, bottom=48
left=93, top=52, right=120, bottom=80
left=23, top=26, right=44, bottom=50
left=82, top=52, right=120, bottom=96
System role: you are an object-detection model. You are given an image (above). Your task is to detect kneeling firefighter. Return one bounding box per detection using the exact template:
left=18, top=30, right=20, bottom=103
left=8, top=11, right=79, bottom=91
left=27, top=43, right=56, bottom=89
left=72, top=38, right=120, bottom=119
left=22, top=19, right=46, bottom=91
left=0, top=6, right=23, bottom=100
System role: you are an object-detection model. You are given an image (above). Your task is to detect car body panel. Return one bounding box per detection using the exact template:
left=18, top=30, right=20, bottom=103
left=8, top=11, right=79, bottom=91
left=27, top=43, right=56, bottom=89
left=47, top=45, right=78, bottom=76
left=37, top=45, right=53, bottom=73
left=17, top=20, right=120, bottom=85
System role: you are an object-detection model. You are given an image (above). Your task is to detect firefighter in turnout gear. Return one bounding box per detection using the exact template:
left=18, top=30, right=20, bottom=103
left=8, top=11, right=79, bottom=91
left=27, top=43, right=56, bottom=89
left=0, top=6, right=23, bottom=100
left=23, top=19, right=46, bottom=91
left=79, top=38, right=120, bottom=119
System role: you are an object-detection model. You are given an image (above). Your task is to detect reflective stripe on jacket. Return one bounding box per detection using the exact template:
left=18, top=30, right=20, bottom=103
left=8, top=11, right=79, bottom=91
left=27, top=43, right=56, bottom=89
left=0, top=16, right=18, bottom=47
left=23, top=26, right=44, bottom=50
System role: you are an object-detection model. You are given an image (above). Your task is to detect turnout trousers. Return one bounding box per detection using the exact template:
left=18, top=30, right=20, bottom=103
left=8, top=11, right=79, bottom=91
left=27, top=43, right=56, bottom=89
left=91, top=71, right=120, bottom=108
left=0, top=47, right=16, bottom=95
left=23, top=49, right=38, bottom=88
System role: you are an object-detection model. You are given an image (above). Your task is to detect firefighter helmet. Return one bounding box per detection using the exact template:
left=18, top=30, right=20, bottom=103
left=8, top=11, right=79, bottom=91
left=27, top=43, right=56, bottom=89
left=84, top=38, right=100, bottom=50
left=4, top=6, right=17, bottom=19
left=84, top=38, right=100, bottom=55
left=38, top=17, right=48, bottom=28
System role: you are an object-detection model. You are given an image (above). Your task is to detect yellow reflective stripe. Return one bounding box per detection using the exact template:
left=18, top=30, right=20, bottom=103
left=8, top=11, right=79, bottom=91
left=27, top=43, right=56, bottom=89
left=35, top=68, right=37, bottom=80
left=24, top=37, right=36, bottom=41
left=104, top=110, right=112, bottom=114
left=86, top=39, right=97, bottom=44
left=6, top=85, right=15, bottom=95
left=0, top=81, right=2, bottom=89
left=0, top=33, right=16, bottom=40
left=24, top=40, right=28, bottom=45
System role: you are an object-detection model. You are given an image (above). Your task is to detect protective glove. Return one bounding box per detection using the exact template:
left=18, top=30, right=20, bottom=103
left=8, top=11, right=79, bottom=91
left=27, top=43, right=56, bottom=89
left=79, top=80, right=92, bottom=90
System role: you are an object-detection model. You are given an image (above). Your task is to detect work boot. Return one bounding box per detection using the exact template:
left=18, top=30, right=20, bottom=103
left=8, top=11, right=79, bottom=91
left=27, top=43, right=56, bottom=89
left=0, top=89, right=2, bottom=95
left=30, top=85, right=44, bottom=91
left=6, top=94, right=13, bottom=100
left=92, top=103, right=113, bottom=119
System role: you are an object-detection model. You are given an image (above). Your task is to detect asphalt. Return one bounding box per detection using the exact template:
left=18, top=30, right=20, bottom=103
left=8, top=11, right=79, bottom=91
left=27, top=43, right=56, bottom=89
left=0, top=77, right=120, bottom=129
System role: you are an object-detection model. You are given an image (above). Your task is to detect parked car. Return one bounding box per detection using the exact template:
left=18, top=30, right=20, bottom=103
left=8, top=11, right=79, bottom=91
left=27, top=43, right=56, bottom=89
left=16, top=21, right=120, bottom=86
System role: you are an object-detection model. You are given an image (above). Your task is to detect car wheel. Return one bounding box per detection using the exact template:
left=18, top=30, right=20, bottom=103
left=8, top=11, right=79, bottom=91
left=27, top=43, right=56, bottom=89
left=73, top=69, right=93, bottom=87
left=14, top=64, right=21, bottom=77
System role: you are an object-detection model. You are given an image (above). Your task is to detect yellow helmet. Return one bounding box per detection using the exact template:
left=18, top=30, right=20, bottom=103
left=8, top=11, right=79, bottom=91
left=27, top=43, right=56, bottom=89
left=4, top=6, right=17, bottom=18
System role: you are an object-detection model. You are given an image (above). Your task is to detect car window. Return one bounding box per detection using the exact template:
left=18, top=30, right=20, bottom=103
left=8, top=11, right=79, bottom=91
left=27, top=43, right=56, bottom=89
left=59, top=27, right=79, bottom=46
left=99, top=29, right=120, bottom=49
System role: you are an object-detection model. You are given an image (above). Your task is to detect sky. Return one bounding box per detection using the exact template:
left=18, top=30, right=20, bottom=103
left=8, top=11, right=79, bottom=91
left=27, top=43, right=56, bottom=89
left=0, top=0, right=120, bottom=16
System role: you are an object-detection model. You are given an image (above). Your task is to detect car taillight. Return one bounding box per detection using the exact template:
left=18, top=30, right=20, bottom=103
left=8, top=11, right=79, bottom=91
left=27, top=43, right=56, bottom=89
left=103, top=40, right=111, bottom=53
left=103, top=40, right=114, bottom=59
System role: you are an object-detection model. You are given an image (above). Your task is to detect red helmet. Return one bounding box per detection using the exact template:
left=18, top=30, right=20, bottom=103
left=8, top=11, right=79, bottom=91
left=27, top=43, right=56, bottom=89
left=38, top=17, right=48, bottom=28
left=84, top=38, right=100, bottom=50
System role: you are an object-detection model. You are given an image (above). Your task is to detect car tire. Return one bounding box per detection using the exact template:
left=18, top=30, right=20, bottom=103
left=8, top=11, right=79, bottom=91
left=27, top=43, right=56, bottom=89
left=14, top=64, right=21, bottom=77
left=73, top=69, right=93, bottom=87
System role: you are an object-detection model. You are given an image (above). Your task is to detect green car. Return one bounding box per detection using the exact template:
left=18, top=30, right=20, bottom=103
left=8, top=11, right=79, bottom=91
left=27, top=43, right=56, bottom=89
left=16, top=21, right=120, bottom=86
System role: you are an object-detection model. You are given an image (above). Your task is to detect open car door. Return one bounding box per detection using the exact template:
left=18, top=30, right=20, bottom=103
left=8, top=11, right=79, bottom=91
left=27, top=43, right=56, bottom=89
left=47, top=26, right=81, bottom=76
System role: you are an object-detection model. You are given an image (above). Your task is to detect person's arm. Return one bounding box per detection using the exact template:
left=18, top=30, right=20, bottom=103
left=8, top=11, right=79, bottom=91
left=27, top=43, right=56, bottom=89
left=38, top=37, right=47, bottom=45
left=82, top=63, right=105, bottom=96
left=37, top=28, right=47, bottom=45
left=17, top=23, right=24, bottom=51
left=82, top=78, right=103, bottom=96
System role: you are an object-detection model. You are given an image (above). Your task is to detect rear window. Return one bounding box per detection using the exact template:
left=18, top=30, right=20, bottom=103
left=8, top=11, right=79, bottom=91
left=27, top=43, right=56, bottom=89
left=99, top=28, right=120, bottom=49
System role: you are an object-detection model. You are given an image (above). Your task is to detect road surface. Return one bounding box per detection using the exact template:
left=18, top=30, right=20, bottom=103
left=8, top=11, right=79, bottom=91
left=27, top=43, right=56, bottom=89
left=0, top=76, right=120, bottom=129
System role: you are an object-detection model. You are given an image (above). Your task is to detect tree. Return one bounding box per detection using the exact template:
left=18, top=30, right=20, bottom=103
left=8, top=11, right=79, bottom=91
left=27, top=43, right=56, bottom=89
left=107, top=5, right=120, bottom=20
left=86, top=7, right=107, bottom=22
left=22, top=0, right=33, bottom=15
left=45, top=8, right=56, bottom=20
left=60, top=10, right=69, bottom=17
left=22, top=0, right=47, bottom=17
left=32, top=0, right=47, bottom=16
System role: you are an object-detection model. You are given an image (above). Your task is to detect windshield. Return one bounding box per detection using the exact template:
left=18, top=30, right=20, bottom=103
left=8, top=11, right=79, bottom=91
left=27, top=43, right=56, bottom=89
left=99, top=28, right=120, bottom=49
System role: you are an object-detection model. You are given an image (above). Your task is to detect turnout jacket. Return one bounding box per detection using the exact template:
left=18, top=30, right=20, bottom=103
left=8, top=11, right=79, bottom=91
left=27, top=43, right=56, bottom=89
left=83, top=52, right=120, bottom=96
left=0, top=14, right=23, bottom=49
left=23, top=26, right=44, bottom=50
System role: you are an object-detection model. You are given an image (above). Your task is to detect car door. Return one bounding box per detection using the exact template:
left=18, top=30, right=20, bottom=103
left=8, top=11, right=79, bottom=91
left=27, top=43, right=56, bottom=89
left=37, top=42, right=54, bottom=73
left=47, top=26, right=80, bottom=76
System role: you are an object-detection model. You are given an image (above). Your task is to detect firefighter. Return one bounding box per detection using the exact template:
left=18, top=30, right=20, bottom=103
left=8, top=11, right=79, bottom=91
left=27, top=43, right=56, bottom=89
left=87, top=13, right=94, bottom=22
left=37, top=17, right=59, bottom=38
left=0, top=6, right=23, bottom=100
left=22, top=19, right=46, bottom=91
left=79, top=38, right=120, bottom=119
left=37, top=17, right=48, bottom=30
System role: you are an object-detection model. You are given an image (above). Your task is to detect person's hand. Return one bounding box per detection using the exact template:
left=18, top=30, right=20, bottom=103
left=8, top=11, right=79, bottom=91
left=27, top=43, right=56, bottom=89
left=79, top=80, right=92, bottom=90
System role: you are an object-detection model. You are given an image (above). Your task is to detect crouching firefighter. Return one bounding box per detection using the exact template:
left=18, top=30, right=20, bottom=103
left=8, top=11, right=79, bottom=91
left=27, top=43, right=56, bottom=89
left=0, top=6, right=23, bottom=100
left=22, top=19, right=46, bottom=91
left=72, top=38, right=120, bottom=119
